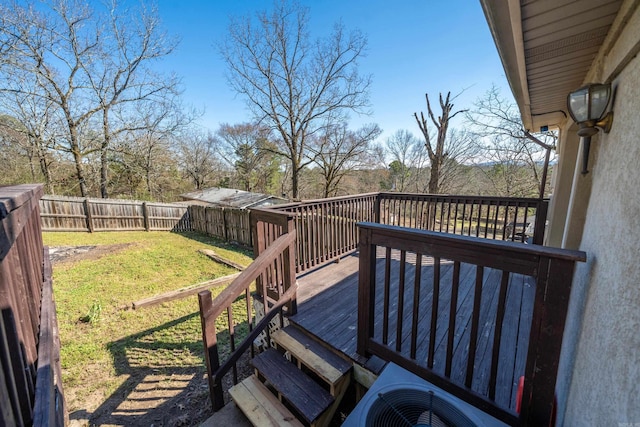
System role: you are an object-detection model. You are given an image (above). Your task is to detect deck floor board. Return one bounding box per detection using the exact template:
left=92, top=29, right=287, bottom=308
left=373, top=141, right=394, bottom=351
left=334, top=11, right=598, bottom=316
left=290, top=250, right=534, bottom=411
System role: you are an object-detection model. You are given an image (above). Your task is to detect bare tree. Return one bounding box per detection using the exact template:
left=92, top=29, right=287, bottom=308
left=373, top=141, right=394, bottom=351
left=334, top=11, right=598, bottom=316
left=0, top=0, right=105, bottom=196
left=0, top=87, right=58, bottom=192
left=386, top=130, right=422, bottom=192
left=179, top=131, right=227, bottom=190
left=84, top=1, right=180, bottom=198
left=216, top=122, right=281, bottom=193
left=466, top=85, right=556, bottom=197
left=310, top=122, right=381, bottom=197
left=414, top=92, right=468, bottom=194
left=221, top=0, right=372, bottom=199
left=0, top=0, right=182, bottom=197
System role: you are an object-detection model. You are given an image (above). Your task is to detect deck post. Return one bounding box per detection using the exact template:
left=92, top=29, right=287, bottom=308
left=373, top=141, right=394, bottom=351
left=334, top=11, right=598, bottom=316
left=520, top=257, right=575, bottom=426
left=532, top=199, right=549, bottom=245
left=198, top=290, right=224, bottom=411
left=250, top=210, right=264, bottom=297
left=373, top=194, right=381, bottom=224
left=356, top=225, right=376, bottom=357
left=283, top=215, right=297, bottom=315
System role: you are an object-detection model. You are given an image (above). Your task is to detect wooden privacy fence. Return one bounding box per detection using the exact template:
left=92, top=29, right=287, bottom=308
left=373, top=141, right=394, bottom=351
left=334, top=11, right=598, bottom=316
left=39, top=195, right=191, bottom=232
left=0, top=185, right=66, bottom=426
left=188, top=205, right=252, bottom=246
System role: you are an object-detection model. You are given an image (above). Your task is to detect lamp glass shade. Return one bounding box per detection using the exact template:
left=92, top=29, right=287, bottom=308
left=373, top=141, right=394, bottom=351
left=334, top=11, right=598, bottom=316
left=568, top=87, right=590, bottom=123
left=568, top=83, right=611, bottom=123
left=589, top=84, right=610, bottom=120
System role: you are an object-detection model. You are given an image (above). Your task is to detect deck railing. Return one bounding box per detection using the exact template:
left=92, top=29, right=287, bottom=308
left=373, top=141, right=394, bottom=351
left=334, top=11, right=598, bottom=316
left=0, top=184, right=66, bottom=426
left=198, top=209, right=297, bottom=411
left=378, top=193, right=548, bottom=245
left=277, top=193, right=377, bottom=272
left=272, top=193, right=549, bottom=273
left=356, top=222, right=585, bottom=426
left=198, top=192, right=553, bottom=413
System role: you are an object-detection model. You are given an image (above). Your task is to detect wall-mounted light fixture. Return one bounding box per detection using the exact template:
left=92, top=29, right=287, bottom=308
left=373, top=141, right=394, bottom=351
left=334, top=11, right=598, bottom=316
left=567, top=83, right=614, bottom=174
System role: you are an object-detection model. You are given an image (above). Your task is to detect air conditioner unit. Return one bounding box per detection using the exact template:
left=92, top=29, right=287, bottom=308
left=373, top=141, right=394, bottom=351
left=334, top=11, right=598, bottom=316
left=342, top=363, right=510, bottom=427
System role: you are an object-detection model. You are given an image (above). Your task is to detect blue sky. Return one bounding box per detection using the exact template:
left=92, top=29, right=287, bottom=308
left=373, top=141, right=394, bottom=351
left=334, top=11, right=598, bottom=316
left=153, top=0, right=511, bottom=141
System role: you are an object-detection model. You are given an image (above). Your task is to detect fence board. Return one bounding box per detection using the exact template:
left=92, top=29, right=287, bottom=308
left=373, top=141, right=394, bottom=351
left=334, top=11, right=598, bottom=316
left=188, top=205, right=252, bottom=247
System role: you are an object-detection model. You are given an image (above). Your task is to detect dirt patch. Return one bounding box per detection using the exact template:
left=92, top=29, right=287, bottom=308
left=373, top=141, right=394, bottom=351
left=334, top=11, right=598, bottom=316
left=67, top=352, right=254, bottom=427
left=54, top=242, right=254, bottom=426
left=49, top=243, right=134, bottom=264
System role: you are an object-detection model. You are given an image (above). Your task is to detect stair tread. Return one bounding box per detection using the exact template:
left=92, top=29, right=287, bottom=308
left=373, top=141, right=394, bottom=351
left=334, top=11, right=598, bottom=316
left=252, top=348, right=334, bottom=424
left=272, top=326, right=351, bottom=386
left=229, top=376, right=303, bottom=427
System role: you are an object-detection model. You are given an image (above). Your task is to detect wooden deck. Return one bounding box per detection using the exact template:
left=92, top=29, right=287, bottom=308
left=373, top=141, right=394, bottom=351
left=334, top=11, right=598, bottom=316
left=290, top=249, right=535, bottom=412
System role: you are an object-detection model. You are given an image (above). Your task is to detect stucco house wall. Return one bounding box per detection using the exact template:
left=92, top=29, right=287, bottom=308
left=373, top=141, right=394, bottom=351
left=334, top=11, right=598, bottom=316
left=555, top=6, right=640, bottom=425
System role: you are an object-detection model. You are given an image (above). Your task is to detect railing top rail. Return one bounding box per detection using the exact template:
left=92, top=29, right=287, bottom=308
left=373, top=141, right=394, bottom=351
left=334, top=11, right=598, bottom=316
left=251, top=206, right=298, bottom=218
left=378, top=192, right=549, bottom=204
left=40, top=194, right=189, bottom=207
left=274, top=192, right=379, bottom=210
left=0, top=184, right=43, bottom=219
left=358, top=222, right=586, bottom=263
left=199, top=230, right=296, bottom=321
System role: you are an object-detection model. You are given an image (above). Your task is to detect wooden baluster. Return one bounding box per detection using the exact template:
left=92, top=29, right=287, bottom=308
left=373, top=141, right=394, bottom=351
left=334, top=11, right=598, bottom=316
left=466, top=266, right=484, bottom=387
left=227, top=307, right=237, bottom=384
left=489, top=271, right=510, bottom=400
left=396, top=250, right=407, bottom=352
left=382, top=247, right=392, bottom=345
left=445, top=261, right=461, bottom=377
left=410, top=253, right=423, bottom=359
left=428, top=257, right=441, bottom=369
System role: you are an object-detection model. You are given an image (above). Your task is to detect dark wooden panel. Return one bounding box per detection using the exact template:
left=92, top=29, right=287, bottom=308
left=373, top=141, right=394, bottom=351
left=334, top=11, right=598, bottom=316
left=252, top=348, right=334, bottom=423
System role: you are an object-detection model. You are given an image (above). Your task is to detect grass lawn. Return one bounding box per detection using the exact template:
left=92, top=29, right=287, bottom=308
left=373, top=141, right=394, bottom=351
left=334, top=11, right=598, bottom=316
left=42, top=231, right=253, bottom=424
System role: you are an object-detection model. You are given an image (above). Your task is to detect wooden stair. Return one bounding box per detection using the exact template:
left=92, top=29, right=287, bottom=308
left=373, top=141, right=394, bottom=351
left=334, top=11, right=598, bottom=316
left=230, top=325, right=352, bottom=427
left=228, top=375, right=303, bottom=427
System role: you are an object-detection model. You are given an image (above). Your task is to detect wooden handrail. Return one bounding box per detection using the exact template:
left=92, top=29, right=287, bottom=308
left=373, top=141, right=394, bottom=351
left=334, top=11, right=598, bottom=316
left=273, top=192, right=380, bottom=210
left=269, top=193, right=551, bottom=274
left=356, top=222, right=585, bottom=263
left=209, top=283, right=298, bottom=385
left=200, top=232, right=296, bottom=322
left=198, top=229, right=297, bottom=411
left=271, top=193, right=378, bottom=272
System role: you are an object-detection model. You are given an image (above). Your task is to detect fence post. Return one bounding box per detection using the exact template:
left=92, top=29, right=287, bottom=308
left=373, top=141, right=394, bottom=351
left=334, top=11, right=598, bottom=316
left=222, top=208, right=229, bottom=242
left=142, top=202, right=150, bottom=231
left=83, top=199, right=93, bottom=232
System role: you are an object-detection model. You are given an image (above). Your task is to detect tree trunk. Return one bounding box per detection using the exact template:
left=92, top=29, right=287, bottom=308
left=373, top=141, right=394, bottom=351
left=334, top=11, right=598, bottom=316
left=68, top=125, right=88, bottom=197
left=428, top=161, right=439, bottom=194
left=291, top=168, right=299, bottom=199
left=100, top=108, right=110, bottom=198
left=290, top=149, right=300, bottom=199
left=38, top=153, right=53, bottom=194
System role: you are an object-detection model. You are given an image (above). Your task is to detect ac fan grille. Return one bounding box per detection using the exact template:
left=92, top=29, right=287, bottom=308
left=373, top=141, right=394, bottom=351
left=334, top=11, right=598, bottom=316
left=365, top=389, right=479, bottom=427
